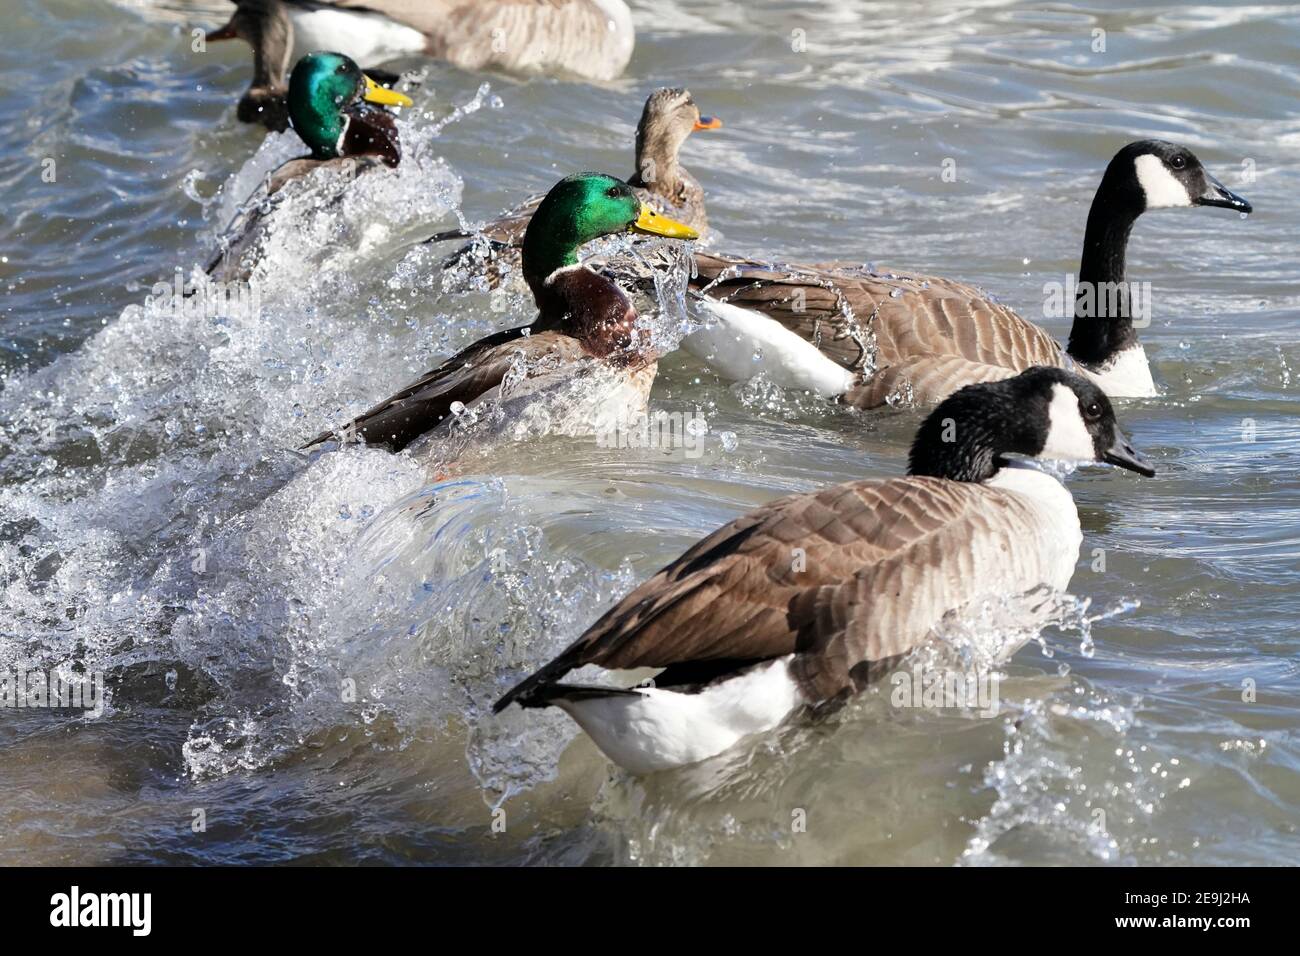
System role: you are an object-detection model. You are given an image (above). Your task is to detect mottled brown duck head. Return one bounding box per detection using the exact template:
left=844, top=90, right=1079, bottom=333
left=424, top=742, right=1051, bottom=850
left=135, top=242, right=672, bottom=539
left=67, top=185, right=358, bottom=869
left=631, top=87, right=721, bottom=195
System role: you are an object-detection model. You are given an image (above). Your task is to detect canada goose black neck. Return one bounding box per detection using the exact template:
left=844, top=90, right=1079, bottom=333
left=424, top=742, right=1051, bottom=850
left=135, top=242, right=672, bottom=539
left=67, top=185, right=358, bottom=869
left=1065, top=140, right=1252, bottom=369
left=1066, top=149, right=1145, bottom=367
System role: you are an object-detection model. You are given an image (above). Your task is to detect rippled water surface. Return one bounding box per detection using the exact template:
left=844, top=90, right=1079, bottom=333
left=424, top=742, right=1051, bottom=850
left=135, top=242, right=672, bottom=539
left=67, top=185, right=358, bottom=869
left=1, top=0, right=1298, bottom=865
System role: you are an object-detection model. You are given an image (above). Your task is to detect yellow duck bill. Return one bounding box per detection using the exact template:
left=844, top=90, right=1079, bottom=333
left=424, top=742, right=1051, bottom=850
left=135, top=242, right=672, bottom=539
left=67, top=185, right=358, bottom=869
left=631, top=205, right=699, bottom=240
left=363, top=76, right=414, bottom=108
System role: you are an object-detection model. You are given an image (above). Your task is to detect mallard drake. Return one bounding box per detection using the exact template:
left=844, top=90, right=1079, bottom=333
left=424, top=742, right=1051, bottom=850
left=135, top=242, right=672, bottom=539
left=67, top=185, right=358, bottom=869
left=684, top=141, right=1251, bottom=408
left=206, top=0, right=635, bottom=129
left=205, top=51, right=413, bottom=281
left=494, top=366, right=1155, bottom=774
left=303, top=172, right=697, bottom=452
left=427, top=87, right=721, bottom=285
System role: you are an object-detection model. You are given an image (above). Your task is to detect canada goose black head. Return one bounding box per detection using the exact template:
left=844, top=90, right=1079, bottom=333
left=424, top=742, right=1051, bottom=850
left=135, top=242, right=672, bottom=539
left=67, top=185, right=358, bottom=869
left=908, top=366, right=1154, bottom=483
left=1103, top=140, right=1252, bottom=216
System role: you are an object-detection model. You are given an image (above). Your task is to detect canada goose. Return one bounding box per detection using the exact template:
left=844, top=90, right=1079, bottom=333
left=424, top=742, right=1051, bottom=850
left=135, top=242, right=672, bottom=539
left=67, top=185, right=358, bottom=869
left=204, top=51, right=413, bottom=282
left=205, top=0, right=635, bottom=130
left=425, top=87, right=721, bottom=285
left=685, top=140, right=1251, bottom=408
left=494, top=366, right=1155, bottom=774
left=302, top=172, right=698, bottom=452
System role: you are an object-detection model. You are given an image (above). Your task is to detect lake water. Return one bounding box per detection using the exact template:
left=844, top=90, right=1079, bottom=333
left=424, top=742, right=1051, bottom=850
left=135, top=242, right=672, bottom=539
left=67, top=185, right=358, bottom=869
left=1, top=0, right=1297, bottom=865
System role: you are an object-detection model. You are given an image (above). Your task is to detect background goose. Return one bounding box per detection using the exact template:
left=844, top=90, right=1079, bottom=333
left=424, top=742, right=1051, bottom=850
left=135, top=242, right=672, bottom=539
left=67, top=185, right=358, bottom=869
left=206, top=0, right=635, bottom=129
left=426, top=87, right=721, bottom=286
left=685, top=140, right=1251, bottom=408
left=204, top=51, right=412, bottom=282
left=495, top=366, right=1155, bottom=774
left=303, top=172, right=697, bottom=452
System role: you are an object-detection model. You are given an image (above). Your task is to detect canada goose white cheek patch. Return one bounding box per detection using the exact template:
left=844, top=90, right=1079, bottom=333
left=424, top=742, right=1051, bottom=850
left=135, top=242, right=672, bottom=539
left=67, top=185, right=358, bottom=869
left=1039, top=383, right=1097, bottom=462
left=1134, top=154, right=1193, bottom=209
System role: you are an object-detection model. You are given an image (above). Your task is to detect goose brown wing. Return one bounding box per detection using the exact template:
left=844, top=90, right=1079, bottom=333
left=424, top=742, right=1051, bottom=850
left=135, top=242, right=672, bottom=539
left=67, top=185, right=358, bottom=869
left=324, top=1, right=626, bottom=78
left=302, top=327, right=585, bottom=451
left=496, top=476, right=1055, bottom=709
left=692, top=252, right=1064, bottom=383
left=842, top=354, right=1020, bottom=407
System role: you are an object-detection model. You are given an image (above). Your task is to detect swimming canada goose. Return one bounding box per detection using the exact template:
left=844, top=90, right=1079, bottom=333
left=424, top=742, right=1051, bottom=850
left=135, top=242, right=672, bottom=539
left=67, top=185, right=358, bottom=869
left=426, top=87, right=721, bottom=284
left=302, top=172, right=697, bottom=452
left=204, top=51, right=413, bottom=281
left=685, top=140, right=1251, bottom=408
left=205, top=0, right=635, bottom=129
left=494, top=366, right=1155, bottom=774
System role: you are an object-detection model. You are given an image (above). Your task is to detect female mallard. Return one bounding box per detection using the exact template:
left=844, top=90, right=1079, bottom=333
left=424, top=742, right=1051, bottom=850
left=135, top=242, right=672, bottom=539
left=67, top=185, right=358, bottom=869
left=684, top=141, right=1251, bottom=407
left=428, top=87, right=720, bottom=286
left=303, top=172, right=698, bottom=452
left=206, top=0, right=634, bottom=129
left=205, top=51, right=412, bottom=281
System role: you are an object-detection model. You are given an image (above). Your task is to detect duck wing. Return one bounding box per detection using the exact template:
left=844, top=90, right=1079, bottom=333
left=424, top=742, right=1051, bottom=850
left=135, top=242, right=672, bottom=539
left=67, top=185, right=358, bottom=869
left=303, top=326, right=587, bottom=451
left=496, top=476, right=1064, bottom=710
left=204, top=156, right=378, bottom=282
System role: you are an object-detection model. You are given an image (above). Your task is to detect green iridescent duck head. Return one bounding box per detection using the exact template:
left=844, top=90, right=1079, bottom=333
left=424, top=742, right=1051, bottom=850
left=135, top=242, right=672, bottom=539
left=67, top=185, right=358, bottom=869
left=521, top=172, right=699, bottom=296
left=286, top=52, right=412, bottom=166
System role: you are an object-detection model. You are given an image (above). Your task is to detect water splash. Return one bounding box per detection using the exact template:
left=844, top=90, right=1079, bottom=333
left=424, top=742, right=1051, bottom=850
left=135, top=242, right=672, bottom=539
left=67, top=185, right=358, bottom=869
left=480, top=585, right=1145, bottom=865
